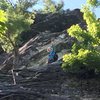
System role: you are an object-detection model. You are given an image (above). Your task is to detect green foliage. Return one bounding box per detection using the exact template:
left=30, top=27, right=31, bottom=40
left=42, top=0, right=64, bottom=13
left=62, top=49, right=100, bottom=72
left=4, top=0, right=36, bottom=34
left=81, top=6, right=100, bottom=45
left=71, top=43, right=81, bottom=54
left=0, top=10, right=11, bottom=52
left=0, top=0, right=11, bottom=11
left=62, top=0, right=100, bottom=72
left=0, top=10, right=7, bottom=20
left=0, top=0, right=36, bottom=53
left=87, top=0, right=100, bottom=7
left=16, top=0, right=38, bottom=12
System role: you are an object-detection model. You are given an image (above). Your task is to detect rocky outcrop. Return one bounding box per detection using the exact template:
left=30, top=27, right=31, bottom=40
left=31, top=9, right=83, bottom=32
left=0, top=30, right=74, bottom=72
left=20, top=9, right=85, bottom=43
left=0, top=8, right=99, bottom=100
left=0, top=9, right=86, bottom=72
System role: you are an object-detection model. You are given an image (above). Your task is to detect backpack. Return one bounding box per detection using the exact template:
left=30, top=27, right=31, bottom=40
left=54, top=53, right=58, bottom=61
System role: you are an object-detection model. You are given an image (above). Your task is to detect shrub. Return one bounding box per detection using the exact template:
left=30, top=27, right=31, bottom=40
left=62, top=49, right=100, bottom=72
left=62, top=0, right=100, bottom=73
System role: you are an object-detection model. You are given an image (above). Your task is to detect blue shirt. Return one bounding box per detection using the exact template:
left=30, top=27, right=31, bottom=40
left=48, top=50, right=56, bottom=63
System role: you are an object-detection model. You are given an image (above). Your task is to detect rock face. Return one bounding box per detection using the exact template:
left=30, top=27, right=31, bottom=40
left=0, top=9, right=100, bottom=100
left=0, top=9, right=85, bottom=71
left=20, top=9, right=84, bottom=43
left=0, top=30, right=73, bottom=72
left=31, top=9, right=82, bottom=32
left=0, top=8, right=100, bottom=100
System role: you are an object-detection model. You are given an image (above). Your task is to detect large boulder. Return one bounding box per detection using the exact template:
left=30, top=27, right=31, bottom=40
left=31, top=9, right=83, bottom=32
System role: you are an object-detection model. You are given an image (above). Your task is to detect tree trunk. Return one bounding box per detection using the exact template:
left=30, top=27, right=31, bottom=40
left=12, top=46, right=19, bottom=85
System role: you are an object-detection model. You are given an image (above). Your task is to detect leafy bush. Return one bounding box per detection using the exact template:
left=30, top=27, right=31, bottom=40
left=62, top=0, right=100, bottom=73
left=62, top=49, right=100, bottom=72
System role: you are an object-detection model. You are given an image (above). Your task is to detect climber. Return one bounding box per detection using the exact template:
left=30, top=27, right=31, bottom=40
left=47, top=46, right=58, bottom=64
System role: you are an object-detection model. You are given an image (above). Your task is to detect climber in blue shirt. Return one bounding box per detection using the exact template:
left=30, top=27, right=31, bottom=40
left=47, top=47, right=58, bottom=64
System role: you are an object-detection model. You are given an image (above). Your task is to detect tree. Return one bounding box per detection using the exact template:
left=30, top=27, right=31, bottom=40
left=87, top=0, right=100, bottom=7
left=62, top=0, right=100, bottom=73
left=0, top=0, right=37, bottom=52
left=42, top=0, right=64, bottom=13
left=0, top=0, right=37, bottom=85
